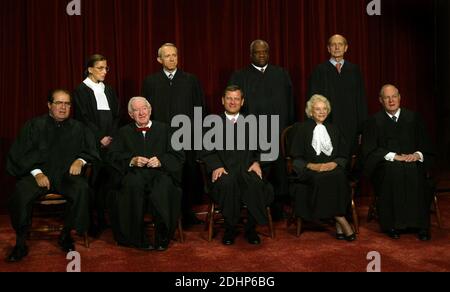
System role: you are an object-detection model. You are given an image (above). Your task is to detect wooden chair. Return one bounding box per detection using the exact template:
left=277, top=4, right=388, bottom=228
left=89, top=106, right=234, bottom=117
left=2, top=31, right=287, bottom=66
left=197, top=160, right=275, bottom=242
left=282, top=124, right=360, bottom=236
left=29, top=166, right=93, bottom=248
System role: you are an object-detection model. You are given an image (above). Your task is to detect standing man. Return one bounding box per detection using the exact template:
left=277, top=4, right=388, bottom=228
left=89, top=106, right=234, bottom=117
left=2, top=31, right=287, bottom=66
left=308, top=34, right=368, bottom=157
left=229, top=40, right=294, bottom=220
left=108, top=97, right=185, bottom=251
left=142, top=43, right=205, bottom=226
left=362, top=84, right=434, bottom=240
left=5, top=89, right=99, bottom=262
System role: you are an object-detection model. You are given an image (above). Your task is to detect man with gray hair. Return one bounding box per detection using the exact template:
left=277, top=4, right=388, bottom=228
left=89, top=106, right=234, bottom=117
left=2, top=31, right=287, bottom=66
left=108, top=97, right=185, bottom=251
left=362, top=84, right=434, bottom=241
left=142, top=43, right=205, bottom=226
left=229, top=39, right=294, bottom=221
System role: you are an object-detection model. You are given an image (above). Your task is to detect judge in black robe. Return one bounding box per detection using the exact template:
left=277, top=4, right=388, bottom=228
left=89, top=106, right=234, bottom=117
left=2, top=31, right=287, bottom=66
left=362, top=85, right=434, bottom=240
left=201, top=86, right=274, bottom=245
left=5, top=90, right=99, bottom=262
left=228, top=40, right=294, bottom=219
left=141, top=43, right=205, bottom=225
left=308, top=35, right=368, bottom=157
left=289, top=95, right=356, bottom=241
left=108, top=97, right=185, bottom=251
left=73, top=54, right=121, bottom=232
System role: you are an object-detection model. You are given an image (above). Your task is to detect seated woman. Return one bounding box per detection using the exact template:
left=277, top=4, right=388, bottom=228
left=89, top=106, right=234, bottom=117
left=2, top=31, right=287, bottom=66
left=289, top=95, right=356, bottom=241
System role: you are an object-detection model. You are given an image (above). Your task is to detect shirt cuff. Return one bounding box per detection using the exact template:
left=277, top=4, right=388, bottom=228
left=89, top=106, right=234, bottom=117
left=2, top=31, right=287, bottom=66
left=78, top=159, right=87, bottom=166
left=384, top=152, right=396, bottom=162
left=415, top=152, right=424, bottom=162
left=31, top=169, right=43, bottom=177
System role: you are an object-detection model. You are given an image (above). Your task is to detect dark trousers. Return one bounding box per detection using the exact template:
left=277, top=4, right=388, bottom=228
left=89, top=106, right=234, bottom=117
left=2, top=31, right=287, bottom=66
left=9, top=175, right=90, bottom=235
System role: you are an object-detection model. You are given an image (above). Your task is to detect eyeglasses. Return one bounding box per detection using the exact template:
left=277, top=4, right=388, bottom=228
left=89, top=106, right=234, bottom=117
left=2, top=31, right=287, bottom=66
left=52, top=101, right=72, bottom=107
left=94, top=66, right=110, bottom=72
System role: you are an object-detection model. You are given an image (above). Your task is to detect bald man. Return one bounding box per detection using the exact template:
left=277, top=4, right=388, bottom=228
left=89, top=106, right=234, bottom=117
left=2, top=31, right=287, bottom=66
left=308, top=34, right=368, bottom=158
left=362, top=85, right=434, bottom=241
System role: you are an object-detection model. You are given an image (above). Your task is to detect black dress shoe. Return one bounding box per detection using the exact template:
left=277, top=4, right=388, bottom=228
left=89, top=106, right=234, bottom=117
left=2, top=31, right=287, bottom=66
left=6, top=245, right=29, bottom=263
left=245, top=231, right=261, bottom=245
left=418, top=229, right=431, bottom=241
left=222, top=229, right=236, bottom=245
left=336, top=233, right=346, bottom=240
left=58, top=233, right=76, bottom=253
left=344, top=233, right=357, bottom=242
left=139, top=243, right=156, bottom=251
left=387, top=229, right=400, bottom=240
left=155, top=236, right=169, bottom=251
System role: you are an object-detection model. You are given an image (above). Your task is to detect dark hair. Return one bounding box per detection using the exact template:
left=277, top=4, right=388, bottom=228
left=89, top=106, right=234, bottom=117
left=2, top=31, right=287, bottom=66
left=223, top=85, right=244, bottom=98
left=84, top=54, right=107, bottom=78
left=48, top=89, right=71, bottom=103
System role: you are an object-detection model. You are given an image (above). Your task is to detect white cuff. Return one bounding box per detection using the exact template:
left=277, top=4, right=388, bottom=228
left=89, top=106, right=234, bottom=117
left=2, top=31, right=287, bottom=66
left=415, top=152, right=424, bottom=163
left=31, top=169, right=43, bottom=177
left=78, top=159, right=87, bottom=166
left=384, top=152, right=396, bottom=162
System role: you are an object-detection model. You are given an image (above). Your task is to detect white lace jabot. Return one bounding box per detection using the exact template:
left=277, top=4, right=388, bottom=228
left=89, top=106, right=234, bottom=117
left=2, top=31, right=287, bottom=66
left=311, top=124, right=333, bottom=156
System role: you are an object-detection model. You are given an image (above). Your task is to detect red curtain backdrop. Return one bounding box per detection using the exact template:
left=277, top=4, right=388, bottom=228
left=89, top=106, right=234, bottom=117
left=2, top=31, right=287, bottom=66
left=0, top=0, right=437, bottom=206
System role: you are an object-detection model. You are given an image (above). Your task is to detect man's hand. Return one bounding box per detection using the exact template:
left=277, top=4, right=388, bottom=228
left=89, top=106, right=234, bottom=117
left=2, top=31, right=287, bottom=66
left=307, top=163, right=322, bottom=172
left=131, top=157, right=150, bottom=168
left=100, top=136, right=113, bottom=148
left=212, top=168, right=228, bottom=183
left=35, top=173, right=51, bottom=190
left=70, top=159, right=84, bottom=176
left=394, top=154, right=420, bottom=163
left=248, top=162, right=263, bottom=179
left=147, top=157, right=162, bottom=168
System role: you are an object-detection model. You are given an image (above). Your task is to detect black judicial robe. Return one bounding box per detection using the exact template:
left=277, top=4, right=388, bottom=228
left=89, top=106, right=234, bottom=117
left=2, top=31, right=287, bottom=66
left=201, top=115, right=274, bottom=226
left=362, top=109, right=435, bottom=231
left=108, top=121, right=185, bottom=246
left=229, top=64, right=294, bottom=199
left=229, top=64, right=294, bottom=131
left=6, top=115, right=99, bottom=233
left=289, top=119, right=350, bottom=220
left=142, top=70, right=205, bottom=207
left=141, top=70, right=204, bottom=124
left=308, top=61, right=368, bottom=155
left=73, top=82, right=120, bottom=147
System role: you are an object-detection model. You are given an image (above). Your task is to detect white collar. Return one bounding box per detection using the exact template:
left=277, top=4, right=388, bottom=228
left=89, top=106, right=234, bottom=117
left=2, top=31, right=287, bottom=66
left=252, top=64, right=268, bottom=72
left=83, top=77, right=105, bottom=89
left=135, top=121, right=153, bottom=130
left=164, top=69, right=177, bottom=78
left=225, top=112, right=240, bottom=122
left=386, top=109, right=401, bottom=120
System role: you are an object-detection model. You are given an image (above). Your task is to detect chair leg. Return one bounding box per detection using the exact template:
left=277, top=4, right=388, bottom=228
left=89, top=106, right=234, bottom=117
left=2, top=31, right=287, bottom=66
left=84, top=232, right=90, bottom=248
left=208, top=203, right=215, bottom=242
left=434, top=194, right=442, bottom=229
left=178, top=218, right=184, bottom=243
left=351, top=199, right=359, bottom=234
left=296, top=217, right=302, bottom=237
left=266, top=207, right=275, bottom=239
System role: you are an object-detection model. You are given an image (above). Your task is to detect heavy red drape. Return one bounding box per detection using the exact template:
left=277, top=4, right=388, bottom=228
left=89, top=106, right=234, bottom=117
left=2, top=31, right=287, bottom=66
left=0, top=0, right=437, bottom=205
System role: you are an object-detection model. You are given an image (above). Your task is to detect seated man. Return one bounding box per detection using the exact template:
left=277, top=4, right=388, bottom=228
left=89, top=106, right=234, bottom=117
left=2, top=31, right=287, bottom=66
left=108, top=97, right=184, bottom=251
left=201, top=85, right=274, bottom=246
left=6, top=89, right=99, bottom=262
left=362, top=84, right=435, bottom=241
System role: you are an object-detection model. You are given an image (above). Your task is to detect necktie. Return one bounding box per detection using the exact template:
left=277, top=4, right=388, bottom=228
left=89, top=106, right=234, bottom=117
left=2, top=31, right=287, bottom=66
left=336, top=62, right=342, bottom=74
left=260, top=68, right=265, bottom=74
left=392, top=116, right=397, bottom=123
left=136, top=127, right=151, bottom=132
left=168, top=73, right=174, bottom=80
left=231, top=118, right=237, bottom=124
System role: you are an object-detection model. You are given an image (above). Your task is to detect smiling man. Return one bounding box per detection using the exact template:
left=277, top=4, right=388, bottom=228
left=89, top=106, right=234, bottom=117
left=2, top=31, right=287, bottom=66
left=201, top=85, right=274, bottom=246
left=6, top=89, right=99, bottom=262
left=362, top=84, right=435, bottom=241
left=108, top=97, right=185, bottom=251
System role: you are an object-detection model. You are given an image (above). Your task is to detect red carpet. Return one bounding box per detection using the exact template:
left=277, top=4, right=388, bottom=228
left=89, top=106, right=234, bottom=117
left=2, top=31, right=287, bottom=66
left=1, top=197, right=449, bottom=272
